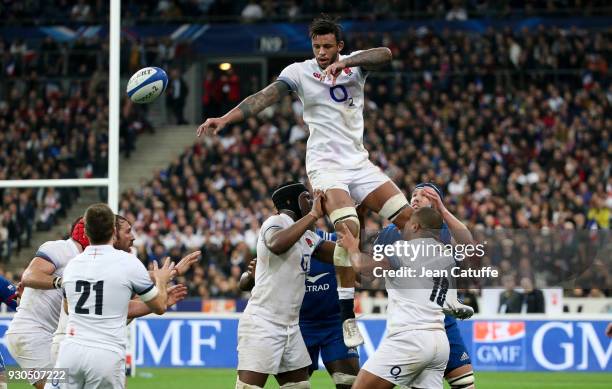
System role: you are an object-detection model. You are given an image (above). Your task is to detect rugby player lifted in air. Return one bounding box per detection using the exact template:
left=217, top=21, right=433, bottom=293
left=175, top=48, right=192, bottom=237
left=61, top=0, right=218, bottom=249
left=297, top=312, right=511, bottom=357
left=198, top=14, right=415, bottom=348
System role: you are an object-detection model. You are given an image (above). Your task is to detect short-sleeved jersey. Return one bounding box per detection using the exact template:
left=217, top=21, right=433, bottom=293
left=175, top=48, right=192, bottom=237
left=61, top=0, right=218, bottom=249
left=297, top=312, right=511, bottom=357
left=62, top=245, right=157, bottom=355
left=277, top=52, right=369, bottom=173
left=245, top=213, right=322, bottom=326
left=299, top=230, right=339, bottom=323
left=384, top=238, right=455, bottom=335
left=7, top=239, right=80, bottom=334
left=376, top=223, right=463, bottom=330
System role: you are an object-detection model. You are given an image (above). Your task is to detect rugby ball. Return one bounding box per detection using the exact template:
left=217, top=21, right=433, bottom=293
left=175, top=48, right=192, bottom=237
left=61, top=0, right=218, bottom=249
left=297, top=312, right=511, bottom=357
left=126, top=67, right=168, bottom=104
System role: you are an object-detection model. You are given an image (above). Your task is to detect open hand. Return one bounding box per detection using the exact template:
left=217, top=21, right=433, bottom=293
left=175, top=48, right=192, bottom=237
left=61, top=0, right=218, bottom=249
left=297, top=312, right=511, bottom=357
left=336, top=223, right=359, bottom=253
left=197, top=117, right=228, bottom=137
left=309, top=190, right=327, bottom=219
left=423, top=187, right=445, bottom=211
left=166, top=284, right=188, bottom=307
left=174, top=251, right=201, bottom=277
left=152, top=258, right=175, bottom=284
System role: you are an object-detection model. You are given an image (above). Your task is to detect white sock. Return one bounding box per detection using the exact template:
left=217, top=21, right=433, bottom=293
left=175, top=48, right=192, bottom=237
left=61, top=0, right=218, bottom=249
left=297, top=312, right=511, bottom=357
left=337, top=287, right=355, bottom=300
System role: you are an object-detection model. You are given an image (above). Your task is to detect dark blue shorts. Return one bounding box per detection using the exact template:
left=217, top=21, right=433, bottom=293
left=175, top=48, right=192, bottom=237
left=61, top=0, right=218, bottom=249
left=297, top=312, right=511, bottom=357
left=300, top=319, right=359, bottom=372
left=445, top=315, right=472, bottom=375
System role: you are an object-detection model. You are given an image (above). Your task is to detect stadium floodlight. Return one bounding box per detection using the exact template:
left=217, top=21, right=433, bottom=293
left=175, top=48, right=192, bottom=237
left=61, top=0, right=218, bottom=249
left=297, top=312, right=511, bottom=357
left=0, top=0, right=121, bottom=214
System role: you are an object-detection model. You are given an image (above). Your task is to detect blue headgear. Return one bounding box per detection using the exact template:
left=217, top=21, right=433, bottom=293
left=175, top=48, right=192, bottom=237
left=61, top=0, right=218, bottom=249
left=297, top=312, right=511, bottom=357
left=413, top=182, right=444, bottom=200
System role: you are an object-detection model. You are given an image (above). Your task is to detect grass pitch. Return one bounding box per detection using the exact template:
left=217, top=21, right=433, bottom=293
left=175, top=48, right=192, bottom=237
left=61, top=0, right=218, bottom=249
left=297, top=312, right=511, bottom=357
left=8, top=369, right=611, bottom=388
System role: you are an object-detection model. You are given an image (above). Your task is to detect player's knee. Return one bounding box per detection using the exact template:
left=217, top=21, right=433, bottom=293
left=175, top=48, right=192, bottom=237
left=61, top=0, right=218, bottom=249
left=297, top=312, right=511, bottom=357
left=330, top=207, right=360, bottom=234
left=378, top=193, right=410, bottom=222
left=332, top=372, right=356, bottom=387
left=279, top=381, right=310, bottom=388
left=235, top=378, right=263, bottom=389
left=447, top=372, right=475, bottom=389
left=330, top=207, right=360, bottom=267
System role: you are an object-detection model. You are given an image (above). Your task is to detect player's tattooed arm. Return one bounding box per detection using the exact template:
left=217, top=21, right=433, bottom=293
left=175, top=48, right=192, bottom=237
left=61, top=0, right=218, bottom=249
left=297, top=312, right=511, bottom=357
left=235, top=81, right=290, bottom=120
left=197, top=81, right=290, bottom=137
left=341, top=47, right=392, bottom=71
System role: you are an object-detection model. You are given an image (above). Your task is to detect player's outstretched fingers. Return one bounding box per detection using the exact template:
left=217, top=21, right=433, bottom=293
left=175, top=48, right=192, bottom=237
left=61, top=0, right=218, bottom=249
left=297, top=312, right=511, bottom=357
left=176, top=250, right=201, bottom=275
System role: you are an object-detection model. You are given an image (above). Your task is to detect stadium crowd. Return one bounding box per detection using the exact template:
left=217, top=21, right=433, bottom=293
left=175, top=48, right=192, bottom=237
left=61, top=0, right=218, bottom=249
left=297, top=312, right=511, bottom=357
left=116, top=24, right=611, bottom=299
left=0, top=0, right=609, bottom=24
left=0, top=61, right=155, bottom=263
left=1, top=19, right=610, bottom=302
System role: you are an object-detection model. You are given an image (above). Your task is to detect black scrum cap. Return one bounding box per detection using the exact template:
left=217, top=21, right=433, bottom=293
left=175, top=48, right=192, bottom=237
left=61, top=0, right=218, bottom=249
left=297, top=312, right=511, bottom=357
left=271, top=182, right=308, bottom=217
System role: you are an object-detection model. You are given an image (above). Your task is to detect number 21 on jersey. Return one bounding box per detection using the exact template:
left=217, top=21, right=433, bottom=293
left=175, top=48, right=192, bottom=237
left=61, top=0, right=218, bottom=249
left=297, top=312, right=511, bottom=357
left=75, top=280, right=104, bottom=315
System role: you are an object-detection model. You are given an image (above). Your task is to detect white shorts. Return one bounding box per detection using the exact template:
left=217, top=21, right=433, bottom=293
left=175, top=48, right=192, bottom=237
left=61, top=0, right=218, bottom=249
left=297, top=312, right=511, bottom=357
left=5, top=331, right=54, bottom=384
left=48, top=341, right=125, bottom=389
left=363, top=329, right=449, bottom=388
left=308, top=160, right=391, bottom=204
left=50, top=334, right=64, bottom=366
left=237, top=313, right=311, bottom=375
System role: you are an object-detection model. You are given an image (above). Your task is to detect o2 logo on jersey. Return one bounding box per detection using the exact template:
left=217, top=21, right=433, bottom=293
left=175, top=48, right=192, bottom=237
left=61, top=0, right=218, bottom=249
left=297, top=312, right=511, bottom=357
left=329, top=85, right=355, bottom=107
left=300, top=254, right=311, bottom=273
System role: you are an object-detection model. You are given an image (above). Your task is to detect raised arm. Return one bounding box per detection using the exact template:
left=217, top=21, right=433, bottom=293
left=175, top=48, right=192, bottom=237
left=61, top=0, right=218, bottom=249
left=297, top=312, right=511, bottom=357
left=265, top=191, right=325, bottom=255
left=324, top=47, right=392, bottom=84
left=341, top=47, right=392, bottom=70
left=423, top=188, right=474, bottom=245
left=127, top=284, right=187, bottom=320
left=197, top=80, right=290, bottom=137
left=21, top=257, right=58, bottom=290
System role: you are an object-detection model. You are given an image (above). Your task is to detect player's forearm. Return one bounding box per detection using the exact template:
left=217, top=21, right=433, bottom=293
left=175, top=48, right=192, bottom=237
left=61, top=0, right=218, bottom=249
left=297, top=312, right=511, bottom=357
left=312, top=241, right=336, bottom=264
left=348, top=251, right=384, bottom=278
left=225, top=81, right=289, bottom=124
left=441, top=209, right=474, bottom=246
left=21, top=269, right=55, bottom=289
left=342, top=47, right=392, bottom=69
left=266, top=213, right=318, bottom=255
left=128, top=299, right=152, bottom=320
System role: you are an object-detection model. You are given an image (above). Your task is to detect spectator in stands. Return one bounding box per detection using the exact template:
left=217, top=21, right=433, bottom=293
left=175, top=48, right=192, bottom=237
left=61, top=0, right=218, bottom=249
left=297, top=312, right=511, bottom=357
left=241, top=0, right=264, bottom=23
left=71, top=0, right=92, bottom=22
left=167, top=68, right=189, bottom=124
left=520, top=277, right=545, bottom=313
left=499, top=276, right=523, bottom=313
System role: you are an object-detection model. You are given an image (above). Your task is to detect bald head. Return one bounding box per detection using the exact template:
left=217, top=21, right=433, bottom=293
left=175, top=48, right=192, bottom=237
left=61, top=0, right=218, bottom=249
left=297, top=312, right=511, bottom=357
left=404, top=207, right=443, bottom=240
left=412, top=207, right=443, bottom=230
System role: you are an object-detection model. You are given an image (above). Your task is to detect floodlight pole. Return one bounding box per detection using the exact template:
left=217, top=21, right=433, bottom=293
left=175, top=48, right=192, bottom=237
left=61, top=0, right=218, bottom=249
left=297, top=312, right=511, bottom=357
left=108, top=0, right=120, bottom=213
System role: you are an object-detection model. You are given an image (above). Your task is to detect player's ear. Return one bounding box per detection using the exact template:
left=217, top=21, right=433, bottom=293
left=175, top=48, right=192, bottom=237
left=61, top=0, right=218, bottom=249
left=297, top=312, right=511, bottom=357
left=337, top=40, right=344, bottom=52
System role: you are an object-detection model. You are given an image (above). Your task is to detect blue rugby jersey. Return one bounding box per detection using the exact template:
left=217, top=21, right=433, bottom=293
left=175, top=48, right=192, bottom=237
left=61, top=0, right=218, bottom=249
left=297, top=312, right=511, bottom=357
left=0, top=275, right=18, bottom=310
left=299, top=230, right=340, bottom=323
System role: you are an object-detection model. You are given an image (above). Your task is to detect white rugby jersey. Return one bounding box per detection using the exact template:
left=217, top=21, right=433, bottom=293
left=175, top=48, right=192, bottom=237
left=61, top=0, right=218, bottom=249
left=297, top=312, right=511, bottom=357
left=244, top=213, right=322, bottom=326
left=277, top=52, right=369, bottom=173
left=62, top=244, right=157, bottom=355
left=384, top=238, right=456, bottom=335
left=7, top=239, right=80, bottom=335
